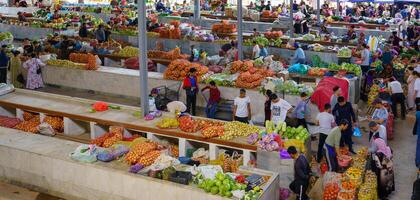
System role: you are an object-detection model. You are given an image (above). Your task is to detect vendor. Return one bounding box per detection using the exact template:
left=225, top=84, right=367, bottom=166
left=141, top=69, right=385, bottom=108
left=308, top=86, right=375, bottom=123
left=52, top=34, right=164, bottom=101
left=58, top=36, right=74, bottom=59
left=183, top=68, right=198, bottom=116
left=389, top=31, right=402, bottom=49
left=368, top=121, right=387, bottom=148
left=333, top=96, right=357, bottom=154
left=270, top=93, right=292, bottom=125
left=291, top=43, right=305, bottom=64
left=52, top=10, right=60, bottom=20
left=32, top=41, right=44, bottom=55
left=79, top=23, right=88, bottom=38
left=346, top=25, right=356, bottom=41
left=17, top=12, right=26, bottom=22
left=381, top=45, right=393, bottom=66
left=259, top=43, right=268, bottom=58
left=320, top=21, right=330, bottom=35
left=287, top=146, right=311, bottom=200
left=95, top=25, right=106, bottom=43
left=324, top=119, right=349, bottom=172
left=22, top=38, right=33, bottom=55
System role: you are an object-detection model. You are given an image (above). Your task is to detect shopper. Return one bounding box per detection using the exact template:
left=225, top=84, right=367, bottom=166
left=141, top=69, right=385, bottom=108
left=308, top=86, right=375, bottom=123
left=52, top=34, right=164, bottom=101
left=370, top=133, right=392, bottom=158
left=324, top=119, right=349, bottom=172
left=293, top=92, right=309, bottom=129
left=388, top=77, right=406, bottom=119
left=233, top=89, right=251, bottom=123
left=95, top=24, right=106, bottom=43
left=79, top=23, right=88, bottom=38
left=8, top=50, right=23, bottom=88
left=22, top=53, right=45, bottom=90
left=264, top=90, right=272, bottom=122
left=360, top=43, right=371, bottom=74
left=0, top=45, right=9, bottom=84
left=414, top=104, right=420, bottom=168
left=201, top=81, right=221, bottom=119
left=32, top=41, right=44, bottom=55
left=414, top=72, right=420, bottom=105
left=291, top=43, right=305, bottom=64
left=252, top=41, right=260, bottom=59
left=369, top=99, right=389, bottom=126
left=381, top=45, right=393, bottom=66
left=259, top=44, right=268, bottom=58
left=287, top=146, right=311, bottom=200
left=316, top=103, right=335, bottom=163
left=407, top=68, right=417, bottom=110
left=270, top=93, right=292, bottom=126
left=368, top=121, right=387, bottom=146
left=371, top=132, right=395, bottom=199
left=183, top=68, right=198, bottom=115
left=333, top=96, right=357, bottom=154
left=346, top=25, right=356, bottom=40
left=330, top=86, right=341, bottom=110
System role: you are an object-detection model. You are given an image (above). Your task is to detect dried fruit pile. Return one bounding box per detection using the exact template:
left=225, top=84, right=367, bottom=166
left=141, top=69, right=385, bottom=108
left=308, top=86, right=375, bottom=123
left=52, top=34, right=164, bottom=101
left=42, top=116, right=64, bottom=132
left=163, top=59, right=208, bottom=81
left=196, top=119, right=225, bottom=130
left=125, top=142, right=158, bottom=164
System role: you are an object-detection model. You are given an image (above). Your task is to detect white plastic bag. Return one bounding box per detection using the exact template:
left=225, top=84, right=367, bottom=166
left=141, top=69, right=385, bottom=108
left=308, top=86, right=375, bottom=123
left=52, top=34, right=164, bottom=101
left=38, top=122, right=55, bottom=136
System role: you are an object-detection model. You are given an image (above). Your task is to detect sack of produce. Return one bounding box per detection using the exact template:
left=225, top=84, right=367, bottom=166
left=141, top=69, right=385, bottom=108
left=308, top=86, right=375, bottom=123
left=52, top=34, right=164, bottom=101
left=0, top=116, right=21, bottom=128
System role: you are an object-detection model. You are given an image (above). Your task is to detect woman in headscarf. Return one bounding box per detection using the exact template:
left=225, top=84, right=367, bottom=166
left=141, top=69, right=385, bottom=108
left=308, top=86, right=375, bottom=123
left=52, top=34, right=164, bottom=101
left=9, top=50, right=24, bottom=88
left=371, top=133, right=395, bottom=199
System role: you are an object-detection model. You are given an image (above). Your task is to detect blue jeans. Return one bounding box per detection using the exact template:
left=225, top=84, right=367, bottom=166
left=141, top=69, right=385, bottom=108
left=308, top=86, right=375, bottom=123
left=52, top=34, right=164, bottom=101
left=205, top=102, right=218, bottom=119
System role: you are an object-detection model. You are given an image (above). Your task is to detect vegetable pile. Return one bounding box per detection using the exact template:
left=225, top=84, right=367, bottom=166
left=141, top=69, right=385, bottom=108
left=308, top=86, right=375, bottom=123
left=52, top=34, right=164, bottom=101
left=211, top=20, right=237, bottom=34
left=147, top=47, right=189, bottom=60
left=220, top=121, right=260, bottom=140
left=235, top=67, right=275, bottom=89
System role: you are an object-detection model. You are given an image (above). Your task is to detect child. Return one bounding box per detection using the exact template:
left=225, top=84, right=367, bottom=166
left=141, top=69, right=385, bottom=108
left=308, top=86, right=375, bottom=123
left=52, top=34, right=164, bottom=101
left=293, top=92, right=309, bottom=129
left=233, top=89, right=251, bottom=123
left=182, top=68, right=198, bottom=115
left=201, top=81, right=221, bottom=119
left=270, top=93, right=292, bottom=125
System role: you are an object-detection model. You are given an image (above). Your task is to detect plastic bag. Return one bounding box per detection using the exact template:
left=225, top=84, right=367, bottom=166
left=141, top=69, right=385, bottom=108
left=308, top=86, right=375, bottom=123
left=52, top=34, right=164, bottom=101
left=38, top=122, right=55, bottom=136
left=70, top=144, right=99, bottom=163
left=353, top=127, right=362, bottom=137
left=97, top=149, right=114, bottom=162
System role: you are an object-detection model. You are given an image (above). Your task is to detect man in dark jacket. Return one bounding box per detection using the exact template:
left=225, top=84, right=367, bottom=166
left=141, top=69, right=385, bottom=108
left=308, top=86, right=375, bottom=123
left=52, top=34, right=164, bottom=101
left=333, top=96, right=357, bottom=154
left=183, top=68, right=198, bottom=116
left=288, top=146, right=311, bottom=200
left=0, top=45, right=10, bottom=83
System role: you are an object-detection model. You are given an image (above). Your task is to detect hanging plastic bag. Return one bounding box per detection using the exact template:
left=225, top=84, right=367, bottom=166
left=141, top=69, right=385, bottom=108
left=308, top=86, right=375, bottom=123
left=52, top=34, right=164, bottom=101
left=353, top=127, right=362, bottom=137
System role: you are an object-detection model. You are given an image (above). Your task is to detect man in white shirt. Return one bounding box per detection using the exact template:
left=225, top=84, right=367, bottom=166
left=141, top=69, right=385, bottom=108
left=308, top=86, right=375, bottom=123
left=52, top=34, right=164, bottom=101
left=360, top=43, right=370, bottom=74
left=388, top=77, right=406, bottom=119
left=233, top=89, right=251, bottom=123
left=316, top=103, right=335, bottom=163
left=252, top=41, right=261, bottom=59
left=270, top=93, right=292, bottom=125
left=415, top=76, right=420, bottom=105
left=368, top=121, right=387, bottom=153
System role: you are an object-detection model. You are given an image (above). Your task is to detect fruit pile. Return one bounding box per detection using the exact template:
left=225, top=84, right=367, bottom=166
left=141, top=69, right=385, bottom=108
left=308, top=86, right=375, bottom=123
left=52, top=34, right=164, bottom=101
left=229, top=60, right=253, bottom=73
left=328, top=63, right=362, bottom=76
left=46, top=59, right=86, bottom=69
left=367, top=84, right=380, bottom=105
left=308, top=68, right=328, bottom=76
left=220, top=121, right=260, bottom=140
left=235, top=67, right=275, bottom=89
left=197, top=172, right=247, bottom=198
left=358, top=170, right=378, bottom=200
left=125, top=141, right=158, bottom=164
left=69, top=53, right=98, bottom=70
left=147, top=47, right=189, bottom=60
left=283, top=126, right=310, bottom=141
left=178, top=115, right=199, bottom=133
left=202, top=126, right=224, bottom=138
left=344, top=167, right=363, bottom=187
left=323, top=183, right=340, bottom=200
left=211, top=20, right=237, bottom=34
left=112, top=46, right=139, bottom=57
left=42, top=116, right=64, bottom=132
left=137, top=150, right=161, bottom=166
left=263, top=31, right=283, bottom=39
left=156, top=118, right=179, bottom=129
left=14, top=116, right=40, bottom=133
left=261, top=10, right=278, bottom=18
left=163, top=59, right=208, bottom=81
left=196, top=119, right=225, bottom=130
left=90, top=126, right=124, bottom=147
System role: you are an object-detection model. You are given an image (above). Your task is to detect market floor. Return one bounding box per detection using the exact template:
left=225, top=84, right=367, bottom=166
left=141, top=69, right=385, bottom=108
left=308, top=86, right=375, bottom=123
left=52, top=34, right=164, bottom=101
left=4, top=87, right=419, bottom=199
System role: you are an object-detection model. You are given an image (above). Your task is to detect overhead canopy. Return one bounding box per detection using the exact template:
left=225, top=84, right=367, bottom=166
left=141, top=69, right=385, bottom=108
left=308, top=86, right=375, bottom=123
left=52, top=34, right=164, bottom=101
left=374, top=0, right=394, bottom=2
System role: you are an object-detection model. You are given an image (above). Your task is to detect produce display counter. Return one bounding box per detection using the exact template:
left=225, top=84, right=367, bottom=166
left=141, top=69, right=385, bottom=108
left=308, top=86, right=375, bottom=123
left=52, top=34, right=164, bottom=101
left=59, top=10, right=115, bottom=22
left=0, top=23, right=77, bottom=40
left=327, top=21, right=389, bottom=30
left=0, top=127, right=279, bottom=200
left=0, top=89, right=256, bottom=164
left=109, top=35, right=338, bottom=63
left=41, top=65, right=319, bottom=123
left=326, top=26, right=392, bottom=38
left=0, top=6, right=39, bottom=15
left=97, top=53, right=174, bottom=66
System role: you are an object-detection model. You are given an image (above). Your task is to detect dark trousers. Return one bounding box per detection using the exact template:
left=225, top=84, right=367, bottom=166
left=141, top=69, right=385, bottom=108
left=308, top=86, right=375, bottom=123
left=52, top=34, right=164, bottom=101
left=323, top=144, right=338, bottom=172
left=186, top=94, right=197, bottom=116
left=0, top=67, right=6, bottom=83
left=416, top=97, right=420, bottom=106
left=234, top=116, right=249, bottom=124
left=340, top=126, right=354, bottom=151
left=289, top=179, right=309, bottom=200
left=391, top=93, right=406, bottom=119
left=317, top=133, right=328, bottom=163
left=297, top=118, right=308, bottom=129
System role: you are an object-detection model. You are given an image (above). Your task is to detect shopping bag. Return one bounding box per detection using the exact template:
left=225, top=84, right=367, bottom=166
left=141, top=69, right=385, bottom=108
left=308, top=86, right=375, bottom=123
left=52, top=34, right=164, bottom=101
left=308, top=178, right=323, bottom=200
left=353, top=127, right=362, bottom=137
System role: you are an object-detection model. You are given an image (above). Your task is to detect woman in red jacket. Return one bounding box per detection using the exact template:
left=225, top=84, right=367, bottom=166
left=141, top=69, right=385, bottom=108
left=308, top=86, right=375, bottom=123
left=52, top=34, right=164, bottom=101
left=183, top=68, right=198, bottom=115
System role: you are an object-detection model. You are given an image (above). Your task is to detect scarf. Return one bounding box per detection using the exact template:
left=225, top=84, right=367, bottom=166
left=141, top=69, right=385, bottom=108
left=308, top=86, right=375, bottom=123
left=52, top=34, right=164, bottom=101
left=374, top=138, right=392, bottom=159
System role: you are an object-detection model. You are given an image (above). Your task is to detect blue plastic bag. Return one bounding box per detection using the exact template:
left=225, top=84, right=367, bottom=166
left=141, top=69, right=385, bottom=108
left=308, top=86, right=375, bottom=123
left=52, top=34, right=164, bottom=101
left=353, top=127, right=362, bottom=137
